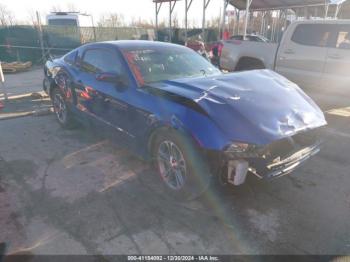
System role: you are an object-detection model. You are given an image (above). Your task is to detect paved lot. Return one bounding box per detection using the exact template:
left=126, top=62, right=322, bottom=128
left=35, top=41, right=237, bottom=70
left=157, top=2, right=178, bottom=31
left=1, top=69, right=350, bottom=255
left=0, top=67, right=43, bottom=100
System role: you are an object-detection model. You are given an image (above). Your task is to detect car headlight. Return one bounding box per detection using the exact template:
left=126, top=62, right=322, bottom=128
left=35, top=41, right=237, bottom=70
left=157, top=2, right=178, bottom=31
left=224, top=142, right=265, bottom=158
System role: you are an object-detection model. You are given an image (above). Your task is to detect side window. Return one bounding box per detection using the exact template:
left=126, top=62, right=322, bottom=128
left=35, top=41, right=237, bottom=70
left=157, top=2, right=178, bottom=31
left=291, top=24, right=332, bottom=47
left=81, top=49, right=123, bottom=74
left=335, top=26, right=350, bottom=49
left=64, top=50, right=77, bottom=65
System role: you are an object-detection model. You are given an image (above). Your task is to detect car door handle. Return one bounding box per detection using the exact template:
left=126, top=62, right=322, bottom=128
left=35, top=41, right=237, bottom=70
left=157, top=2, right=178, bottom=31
left=328, top=54, right=342, bottom=59
left=284, top=49, right=295, bottom=54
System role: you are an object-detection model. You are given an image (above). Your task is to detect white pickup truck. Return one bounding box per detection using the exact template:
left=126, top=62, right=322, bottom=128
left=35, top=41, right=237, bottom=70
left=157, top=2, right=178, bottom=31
left=220, top=20, right=350, bottom=91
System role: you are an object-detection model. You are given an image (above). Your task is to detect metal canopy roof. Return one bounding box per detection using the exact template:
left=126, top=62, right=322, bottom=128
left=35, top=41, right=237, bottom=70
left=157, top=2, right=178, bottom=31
left=229, top=0, right=331, bottom=11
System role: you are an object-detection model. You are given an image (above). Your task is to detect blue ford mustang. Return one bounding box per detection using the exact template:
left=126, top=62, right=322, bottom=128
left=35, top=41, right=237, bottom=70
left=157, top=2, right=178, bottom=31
left=43, top=40, right=327, bottom=199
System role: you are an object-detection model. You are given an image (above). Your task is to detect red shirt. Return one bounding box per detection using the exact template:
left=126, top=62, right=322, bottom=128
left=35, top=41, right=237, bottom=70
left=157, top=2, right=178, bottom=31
left=223, top=31, right=230, bottom=40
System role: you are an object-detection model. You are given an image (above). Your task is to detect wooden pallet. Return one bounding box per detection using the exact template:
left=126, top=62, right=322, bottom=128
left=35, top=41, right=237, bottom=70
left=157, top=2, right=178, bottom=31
left=1, top=61, right=32, bottom=73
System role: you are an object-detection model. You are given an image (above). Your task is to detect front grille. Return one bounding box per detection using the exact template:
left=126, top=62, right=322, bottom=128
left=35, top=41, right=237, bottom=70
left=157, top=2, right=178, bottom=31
left=249, top=130, right=322, bottom=179
left=265, top=129, right=319, bottom=160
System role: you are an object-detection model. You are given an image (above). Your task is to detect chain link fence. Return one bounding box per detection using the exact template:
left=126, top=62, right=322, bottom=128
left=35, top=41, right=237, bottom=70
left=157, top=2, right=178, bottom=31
left=0, top=25, right=220, bottom=65
left=0, top=25, right=155, bottom=64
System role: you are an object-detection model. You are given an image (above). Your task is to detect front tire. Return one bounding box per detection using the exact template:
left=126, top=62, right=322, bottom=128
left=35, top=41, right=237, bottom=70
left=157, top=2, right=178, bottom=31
left=51, top=88, right=75, bottom=128
left=152, top=130, right=211, bottom=201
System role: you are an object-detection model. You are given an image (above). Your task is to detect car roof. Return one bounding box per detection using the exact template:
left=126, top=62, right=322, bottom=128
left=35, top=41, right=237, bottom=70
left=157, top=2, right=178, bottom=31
left=81, top=40, right=188, bottom=51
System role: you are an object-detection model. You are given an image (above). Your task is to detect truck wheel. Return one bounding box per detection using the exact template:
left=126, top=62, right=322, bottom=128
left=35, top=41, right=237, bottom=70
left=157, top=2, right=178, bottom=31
left=236, top=58, right=265, bottom=71
left=51, top=88, right=75, bottom=128
left=152, top=130, right=211, bottom=201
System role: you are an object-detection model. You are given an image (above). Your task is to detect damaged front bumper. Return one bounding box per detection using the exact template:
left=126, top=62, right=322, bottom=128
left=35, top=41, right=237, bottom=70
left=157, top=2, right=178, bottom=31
left=248, top=141, right=321, bottom=180
left=211, top=130, right=322, bottom=186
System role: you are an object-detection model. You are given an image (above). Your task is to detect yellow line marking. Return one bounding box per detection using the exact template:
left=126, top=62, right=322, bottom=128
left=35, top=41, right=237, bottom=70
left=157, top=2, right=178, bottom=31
left=326, top=106, right=350, bottom=117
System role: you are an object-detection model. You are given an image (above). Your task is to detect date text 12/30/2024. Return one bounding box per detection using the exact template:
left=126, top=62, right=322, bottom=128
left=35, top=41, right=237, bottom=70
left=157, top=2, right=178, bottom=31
left=127, top=256, right=220, bottom=261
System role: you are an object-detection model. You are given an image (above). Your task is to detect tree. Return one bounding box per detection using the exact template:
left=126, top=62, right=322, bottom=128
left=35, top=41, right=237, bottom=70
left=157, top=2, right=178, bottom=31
left=172, top=13, right=179, bottom=28
left=207, top=16, right=221, bottom=28
left=25, top=10, right=38, bottom=26
left=50, top=3, right=78, bottom=13
left=130, top=17, right=154, bottom=28
left=0, top=4, right=15, bottom=26
left=50, top=5, right=63, bottom=13
left=66, top=3, right=78, bottom=12
left=97, top=13, right=125, bottom=27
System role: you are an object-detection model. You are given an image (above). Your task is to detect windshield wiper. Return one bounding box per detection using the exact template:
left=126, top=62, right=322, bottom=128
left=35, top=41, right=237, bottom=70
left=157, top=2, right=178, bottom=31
left=200, top=69, right=207, bottom=77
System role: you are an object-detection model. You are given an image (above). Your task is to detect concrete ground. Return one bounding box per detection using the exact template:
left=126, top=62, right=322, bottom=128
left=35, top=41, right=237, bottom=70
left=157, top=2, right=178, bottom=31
left=1, top=69, right=350, bottom=255
left=0, top=67, right=43, bottom=100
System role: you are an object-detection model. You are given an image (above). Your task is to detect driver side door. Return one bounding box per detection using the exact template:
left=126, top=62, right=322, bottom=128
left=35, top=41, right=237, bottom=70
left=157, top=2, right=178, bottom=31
left=75, top=47, right=133, bottom=141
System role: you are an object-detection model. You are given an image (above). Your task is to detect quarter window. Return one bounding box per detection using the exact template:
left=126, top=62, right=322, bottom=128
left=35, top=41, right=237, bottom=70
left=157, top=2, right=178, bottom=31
left=291, top=24, right=332, bottom=47
left=64, top=50, right=77, bottom=65
left=81, top=49, right=122, bottom=74
left=335, top=28, right=350, bottom=49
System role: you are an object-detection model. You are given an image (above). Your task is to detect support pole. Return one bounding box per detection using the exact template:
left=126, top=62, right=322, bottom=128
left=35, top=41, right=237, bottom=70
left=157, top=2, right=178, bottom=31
left=271, top=12, right=275, bottom=41
left=91, top=15, right=96, bottom=42
left=243, top=0, right=252, bottom=39
left=0, top=62, right=8, bottom=101
left=202, top=0, right=211, bottom=42
left=185, top=0, right=188, bottom=42
left=221, top=0, right=228, bottom=39
left=274, top=10, right=282, bottom=42
left=168, top=1, right=177, bottom=43
left=155, top=2, right=158, bottom=40
left=260, top=11, right=266, bottom=35
left=36, top=11, right=46, bottom=64
left=169, top=1, right=172, bottom=42
left=185, top=0, right=193, bottom=43
left=237, top=10, right=240, bottom=35
left=335, top=4, right=342, bottom=19
left=232, top=8, right=236, bottom=35
left=155, top=2, right=162, bottom=41
left=202, top=0, right=206, bottom=40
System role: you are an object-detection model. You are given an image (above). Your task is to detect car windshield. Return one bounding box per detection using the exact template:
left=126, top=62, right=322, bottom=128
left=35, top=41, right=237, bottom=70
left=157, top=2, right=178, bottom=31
left=122, top=47, right=221, bottom=85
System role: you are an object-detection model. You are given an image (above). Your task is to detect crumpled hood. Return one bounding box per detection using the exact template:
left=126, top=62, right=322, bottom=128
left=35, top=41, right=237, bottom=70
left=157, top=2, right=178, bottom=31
left=153, top=69, right=327, bottom=145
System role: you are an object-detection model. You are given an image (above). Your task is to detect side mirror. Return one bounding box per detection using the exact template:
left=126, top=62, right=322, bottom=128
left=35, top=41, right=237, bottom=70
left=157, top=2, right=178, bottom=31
left=96, top=72, right=129, bottom=89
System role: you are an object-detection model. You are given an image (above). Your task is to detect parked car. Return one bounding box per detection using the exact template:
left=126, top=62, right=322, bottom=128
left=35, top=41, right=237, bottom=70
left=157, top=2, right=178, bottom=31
left=230, top=34, right=270, bottom=42
left=220, top=20, right=350, bottom=92
left=43, top=41, right=326, bottom=199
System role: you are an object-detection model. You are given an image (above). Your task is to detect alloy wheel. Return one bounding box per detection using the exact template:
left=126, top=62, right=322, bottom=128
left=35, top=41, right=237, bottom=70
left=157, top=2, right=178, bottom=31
left=53, top=93, right=67, bottom=124
left=157, top=140, right=187, bottom=190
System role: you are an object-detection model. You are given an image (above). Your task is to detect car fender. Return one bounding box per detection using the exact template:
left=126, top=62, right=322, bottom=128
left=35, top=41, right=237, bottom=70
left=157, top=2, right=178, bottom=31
left=146, top=104, right=230, bottom=154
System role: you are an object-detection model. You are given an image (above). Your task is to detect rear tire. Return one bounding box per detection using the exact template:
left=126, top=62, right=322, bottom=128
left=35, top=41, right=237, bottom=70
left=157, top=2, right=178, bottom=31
left=152, top=130, right=211, bottom=201
left=51, top=88, right=75, bottom=129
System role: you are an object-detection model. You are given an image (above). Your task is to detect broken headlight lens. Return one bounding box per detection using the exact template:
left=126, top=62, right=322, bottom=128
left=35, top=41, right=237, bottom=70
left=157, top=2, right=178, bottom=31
left=225, top=142, right=251, bottom=153
left=224, top=142, right=265, bottom=158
